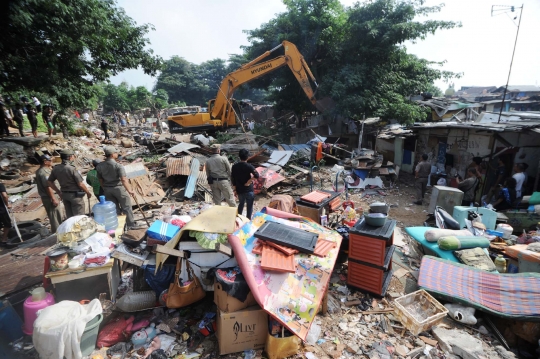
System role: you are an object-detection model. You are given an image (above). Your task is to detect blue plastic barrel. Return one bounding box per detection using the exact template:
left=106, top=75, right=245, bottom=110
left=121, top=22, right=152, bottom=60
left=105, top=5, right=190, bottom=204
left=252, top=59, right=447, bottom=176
left=0, top=300, right=24, bottom=342
left=92, top=195, right=118, bottom=231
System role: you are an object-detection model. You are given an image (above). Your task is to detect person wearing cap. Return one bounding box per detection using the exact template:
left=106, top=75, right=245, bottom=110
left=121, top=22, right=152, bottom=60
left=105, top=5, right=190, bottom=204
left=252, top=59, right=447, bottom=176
left=205, top=144, right=236, bottom=207
left=47, top=149, right=92, bottom=218
left=96, top=146, right=137, bottom=229
left=86, top=159, right=104, bottom=198
left=36, top=154, right=63, bottom=232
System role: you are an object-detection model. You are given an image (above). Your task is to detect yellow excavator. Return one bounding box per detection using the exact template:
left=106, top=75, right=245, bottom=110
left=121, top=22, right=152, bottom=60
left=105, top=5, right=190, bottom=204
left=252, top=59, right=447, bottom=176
left=168, top=41, right=320, bottom=133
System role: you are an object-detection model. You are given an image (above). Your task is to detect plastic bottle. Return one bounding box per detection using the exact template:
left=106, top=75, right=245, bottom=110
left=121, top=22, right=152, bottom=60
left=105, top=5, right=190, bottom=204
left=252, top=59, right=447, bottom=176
left=92, top=195, right=118, bottom=231
left=494, top=255, right=507, bottom=273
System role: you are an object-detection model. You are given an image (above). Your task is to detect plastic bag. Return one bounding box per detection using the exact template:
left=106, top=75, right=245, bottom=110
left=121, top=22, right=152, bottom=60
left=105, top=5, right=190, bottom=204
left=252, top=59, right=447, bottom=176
left=265, top=332, right=301, bottom=359
left=57, top=215, right=100, bottom=247
left=96, top=315, right=135, bottom=348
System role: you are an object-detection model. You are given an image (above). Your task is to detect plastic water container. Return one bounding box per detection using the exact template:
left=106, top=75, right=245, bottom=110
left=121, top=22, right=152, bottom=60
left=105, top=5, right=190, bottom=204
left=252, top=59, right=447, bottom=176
left=0, top=300, right=24, bottom=341
left=92, top=195, right=118, bottom=231
left=23, top=290, right=55, bottom=335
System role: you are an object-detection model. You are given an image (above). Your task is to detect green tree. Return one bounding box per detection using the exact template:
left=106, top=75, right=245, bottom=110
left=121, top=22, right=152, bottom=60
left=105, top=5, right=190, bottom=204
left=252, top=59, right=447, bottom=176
left=226, top=54, right=270, bottom=104
left=198, top=58, right=228, bottom=103
left=1, top=0, right=161, bottom=110
left=102, top=83, right=130, bottom=112
left=154, top=56, right=206, bottom=106
left=243, top=0, right=348, bottom=114
left=243, top=0, right=460, bottom=123
left=425, top=83, right=444, bottom=97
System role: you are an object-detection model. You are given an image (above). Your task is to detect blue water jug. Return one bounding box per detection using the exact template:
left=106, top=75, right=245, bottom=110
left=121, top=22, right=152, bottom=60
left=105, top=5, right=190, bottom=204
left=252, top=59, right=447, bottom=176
left=0, top=300, right=24, bottom=342
left=92, top=195, right=118, bottom=231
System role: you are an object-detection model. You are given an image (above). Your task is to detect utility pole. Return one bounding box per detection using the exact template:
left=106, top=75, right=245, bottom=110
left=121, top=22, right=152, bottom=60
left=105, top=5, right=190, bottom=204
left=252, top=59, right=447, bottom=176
left=491, top=4, right=524, bottom=124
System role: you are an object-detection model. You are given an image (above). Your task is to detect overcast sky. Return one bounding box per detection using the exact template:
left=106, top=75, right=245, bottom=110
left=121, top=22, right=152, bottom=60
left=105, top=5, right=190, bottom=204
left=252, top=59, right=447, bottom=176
left=111, top=0, right=540, bottom=94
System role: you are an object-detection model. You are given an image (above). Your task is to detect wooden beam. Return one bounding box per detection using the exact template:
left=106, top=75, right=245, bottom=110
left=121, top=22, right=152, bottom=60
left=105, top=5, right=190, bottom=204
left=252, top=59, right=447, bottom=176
left=216, top=243, right=233, bottom=257
left=288, top=164, right=309, bottom=174
left=154, top=244, right=185, bottom=258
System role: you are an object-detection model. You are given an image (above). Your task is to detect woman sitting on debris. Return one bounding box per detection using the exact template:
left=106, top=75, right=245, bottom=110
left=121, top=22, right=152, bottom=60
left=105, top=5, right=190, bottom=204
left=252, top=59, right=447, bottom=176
left=492, top=177, right=517, bottom=211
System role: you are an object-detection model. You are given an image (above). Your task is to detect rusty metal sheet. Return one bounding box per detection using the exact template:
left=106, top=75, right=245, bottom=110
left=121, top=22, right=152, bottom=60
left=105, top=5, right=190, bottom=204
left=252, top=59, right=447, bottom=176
left=0, top=235, right=56, bottom=296
left=197, top=164, right=209, bottom=188
left=166, top=156, right=193, bottom=177
left=260, top=245, right=296, bottom=273
left=11, top=187, right=42, bottom=213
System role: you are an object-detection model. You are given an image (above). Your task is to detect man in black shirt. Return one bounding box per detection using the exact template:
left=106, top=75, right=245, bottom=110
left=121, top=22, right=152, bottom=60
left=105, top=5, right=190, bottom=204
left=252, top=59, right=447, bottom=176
left=231, top=149, right=259, bottom=219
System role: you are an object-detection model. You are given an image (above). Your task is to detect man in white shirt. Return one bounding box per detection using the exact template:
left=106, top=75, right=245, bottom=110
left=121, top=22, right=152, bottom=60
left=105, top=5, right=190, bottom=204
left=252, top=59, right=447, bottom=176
left=512, top=163, right=526, bottom=198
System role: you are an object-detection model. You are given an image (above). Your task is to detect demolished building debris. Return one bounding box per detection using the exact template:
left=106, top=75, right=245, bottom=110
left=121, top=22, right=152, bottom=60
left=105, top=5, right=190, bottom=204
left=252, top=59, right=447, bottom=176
left=0, top=111, right=539, bottom=359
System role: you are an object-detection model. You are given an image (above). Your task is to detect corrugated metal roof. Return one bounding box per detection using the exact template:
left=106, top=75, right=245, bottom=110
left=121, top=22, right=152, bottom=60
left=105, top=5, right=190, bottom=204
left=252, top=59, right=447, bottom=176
left=11, top=187, right=43, bottom=213
left=493, top=85, right=540, bottom=93
left=166, top=156, right=193, bottom=177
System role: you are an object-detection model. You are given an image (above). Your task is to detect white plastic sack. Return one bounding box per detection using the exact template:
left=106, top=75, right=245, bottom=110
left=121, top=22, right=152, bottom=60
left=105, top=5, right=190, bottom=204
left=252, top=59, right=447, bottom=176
left=424, top=229, right=472, bottom=242
left=193, top=134, right=211, bottom=146
left=33, top=299, right=102, bottom=359
left=57, top=215, right=100, bottom=247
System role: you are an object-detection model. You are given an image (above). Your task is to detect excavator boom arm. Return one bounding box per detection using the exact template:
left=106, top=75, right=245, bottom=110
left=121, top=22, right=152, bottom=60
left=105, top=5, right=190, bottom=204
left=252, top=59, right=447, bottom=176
left=211, top=41, right=319, bottom=122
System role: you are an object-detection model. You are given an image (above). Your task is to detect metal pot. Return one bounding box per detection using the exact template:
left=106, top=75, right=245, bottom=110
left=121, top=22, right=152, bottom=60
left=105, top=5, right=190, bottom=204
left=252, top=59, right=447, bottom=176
left=369, top=202, right=389, bottom=214
left=365, top=213, right=388, bottom=227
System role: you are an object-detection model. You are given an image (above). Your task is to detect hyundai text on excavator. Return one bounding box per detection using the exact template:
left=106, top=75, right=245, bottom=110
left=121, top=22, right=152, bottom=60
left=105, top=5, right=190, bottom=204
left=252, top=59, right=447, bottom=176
left=167, top=41, right=321, bottom=133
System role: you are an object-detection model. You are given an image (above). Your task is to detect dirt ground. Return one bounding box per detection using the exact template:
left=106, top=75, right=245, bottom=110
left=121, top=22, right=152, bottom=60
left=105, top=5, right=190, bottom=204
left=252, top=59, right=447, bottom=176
left=252, top=170, right=430, bottom=229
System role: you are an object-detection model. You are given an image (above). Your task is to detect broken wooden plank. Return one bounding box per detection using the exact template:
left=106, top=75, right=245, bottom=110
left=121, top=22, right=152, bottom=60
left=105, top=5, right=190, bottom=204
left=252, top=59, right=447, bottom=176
left=345, top=299, right=362, bottom=307
left=154, top=244, right=185, bottom=258
left=216, top=243, right=233, bottom=257
left=360, top=308, right=394, bottom=314
left=287, top=164, right=309, bottom=174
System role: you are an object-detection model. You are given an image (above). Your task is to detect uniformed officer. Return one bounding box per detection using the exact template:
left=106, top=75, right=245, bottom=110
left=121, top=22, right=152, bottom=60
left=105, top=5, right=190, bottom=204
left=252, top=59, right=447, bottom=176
left=36, top=154, right=64, bottom=232
left=47, top=149, right=91, bottom=218
left=205, top=144, right=236, bottom=207
left=96, top=146, right=137, bottom=230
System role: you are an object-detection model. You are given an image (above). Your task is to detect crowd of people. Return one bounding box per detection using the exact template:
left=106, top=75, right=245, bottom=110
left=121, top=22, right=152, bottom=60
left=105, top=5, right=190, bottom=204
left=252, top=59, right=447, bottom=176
left=413, top=153, right=530, bottom=210
left=0, top=145, right=142, bottom=246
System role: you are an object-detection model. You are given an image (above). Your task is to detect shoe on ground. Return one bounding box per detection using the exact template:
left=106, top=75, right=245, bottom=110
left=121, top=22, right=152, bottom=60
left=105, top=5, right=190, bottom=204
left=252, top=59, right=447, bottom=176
left=413, top=200, right=423, bottom=205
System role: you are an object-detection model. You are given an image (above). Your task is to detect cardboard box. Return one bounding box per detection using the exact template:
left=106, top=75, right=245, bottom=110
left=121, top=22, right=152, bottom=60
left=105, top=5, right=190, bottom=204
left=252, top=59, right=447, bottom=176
left=147, top=220, right=181, bottom=242
left=216, top=306, right=268, bottom=355
left=214, top=280, right=257, bottom=313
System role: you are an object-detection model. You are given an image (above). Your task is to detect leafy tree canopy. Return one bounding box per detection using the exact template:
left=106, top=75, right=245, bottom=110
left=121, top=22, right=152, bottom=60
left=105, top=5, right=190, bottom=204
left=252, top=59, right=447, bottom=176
left=99, top=82, right=170, bottom=113
left=242, top=0, right=460, bottom=123
left=0, top=0, right=162, bottom=110
left=154, top=54, right=270, bottom=107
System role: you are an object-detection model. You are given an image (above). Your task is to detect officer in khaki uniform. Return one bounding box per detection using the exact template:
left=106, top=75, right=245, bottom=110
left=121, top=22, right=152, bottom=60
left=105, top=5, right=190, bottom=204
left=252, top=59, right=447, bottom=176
left=47, top=149, right=92, bottom=218
left=36, top=154, right=63, bottom=232
left=205, top=144, right=236, bottom=207
left=96, top=146, right=137, bottom=229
